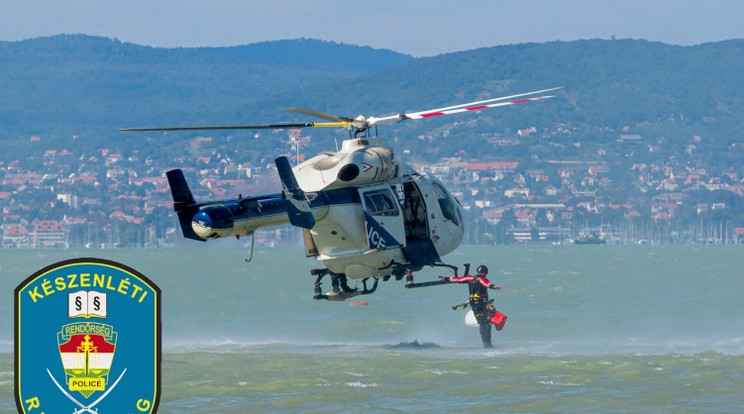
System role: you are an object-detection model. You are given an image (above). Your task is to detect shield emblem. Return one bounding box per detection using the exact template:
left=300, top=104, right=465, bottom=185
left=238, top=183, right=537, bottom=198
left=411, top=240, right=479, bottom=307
left=58, top=326, right=118, bottom=398
left=15, top=258, right=161, bottom=414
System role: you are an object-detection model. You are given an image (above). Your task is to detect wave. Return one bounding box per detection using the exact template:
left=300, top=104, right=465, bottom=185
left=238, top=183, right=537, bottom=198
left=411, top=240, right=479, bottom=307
left=163, top=337, right=453, bottom=355
left=160, top=334, right=744, bottom=357
left=164, top=337, right=399, bottom=354
left=385, top=340, right=441, bottom=349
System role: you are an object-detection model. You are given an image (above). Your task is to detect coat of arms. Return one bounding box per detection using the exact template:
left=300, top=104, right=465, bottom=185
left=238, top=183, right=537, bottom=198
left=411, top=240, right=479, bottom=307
left=15, top=258, right=161, bottom=414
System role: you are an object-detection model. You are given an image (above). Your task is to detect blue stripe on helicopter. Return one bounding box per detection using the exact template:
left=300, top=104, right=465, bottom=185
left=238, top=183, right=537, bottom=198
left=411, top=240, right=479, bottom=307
left=198, top=187, right=363, bottom=231
left=363, top=211, right=400, bottom=249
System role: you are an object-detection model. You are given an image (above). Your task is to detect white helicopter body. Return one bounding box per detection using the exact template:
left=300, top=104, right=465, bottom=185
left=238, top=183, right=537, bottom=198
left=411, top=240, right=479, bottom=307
left=122, top=87, right=561, bottom=299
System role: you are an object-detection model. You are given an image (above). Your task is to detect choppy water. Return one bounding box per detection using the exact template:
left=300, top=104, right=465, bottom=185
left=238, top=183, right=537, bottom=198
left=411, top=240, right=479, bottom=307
left=2, top=245, right=744, bottom=413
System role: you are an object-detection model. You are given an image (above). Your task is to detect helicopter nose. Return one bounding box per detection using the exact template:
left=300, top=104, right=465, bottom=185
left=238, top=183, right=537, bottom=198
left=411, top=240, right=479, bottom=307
left=192, top=211, right=214, bottom=238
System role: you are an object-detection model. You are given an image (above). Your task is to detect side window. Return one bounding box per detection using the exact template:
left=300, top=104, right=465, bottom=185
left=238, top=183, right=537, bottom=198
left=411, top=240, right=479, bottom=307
left=431, top=182, right=460, bottom=226
left=364, top=190, right=399, bottom=216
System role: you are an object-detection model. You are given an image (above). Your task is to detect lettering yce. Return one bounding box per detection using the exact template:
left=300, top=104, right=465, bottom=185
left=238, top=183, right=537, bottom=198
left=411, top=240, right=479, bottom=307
left=366, top=222, right=387, bottom=249
left=27, top=273, right=149, bottom=303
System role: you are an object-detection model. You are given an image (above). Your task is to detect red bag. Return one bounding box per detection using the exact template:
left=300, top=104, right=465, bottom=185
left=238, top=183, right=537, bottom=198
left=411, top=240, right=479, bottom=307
left=490, top=311, right=507, bottom=331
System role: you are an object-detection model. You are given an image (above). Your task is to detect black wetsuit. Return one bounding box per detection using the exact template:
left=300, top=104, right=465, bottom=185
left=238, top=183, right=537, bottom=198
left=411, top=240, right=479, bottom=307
left=449, top=274, right=497, bottom=348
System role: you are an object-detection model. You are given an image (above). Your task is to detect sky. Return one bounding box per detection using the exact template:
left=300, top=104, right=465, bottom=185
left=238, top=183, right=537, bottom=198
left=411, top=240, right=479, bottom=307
left=2, top=0, right=744, bottom=57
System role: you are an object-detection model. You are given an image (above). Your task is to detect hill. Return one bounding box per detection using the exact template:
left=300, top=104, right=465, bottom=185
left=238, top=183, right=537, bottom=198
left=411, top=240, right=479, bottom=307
left=241, top=38, right=744, bottom=158
left=0, top=35, right=412, bottom=145
left=2, top=36, right=744, bottom=164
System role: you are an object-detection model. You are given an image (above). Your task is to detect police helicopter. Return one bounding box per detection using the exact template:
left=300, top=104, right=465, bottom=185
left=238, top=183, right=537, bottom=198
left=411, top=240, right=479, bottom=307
left=120, top=87, right=561, bottom=301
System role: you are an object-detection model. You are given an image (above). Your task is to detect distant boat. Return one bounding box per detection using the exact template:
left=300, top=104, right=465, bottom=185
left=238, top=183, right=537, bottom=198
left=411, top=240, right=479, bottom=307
left=573, top=232, right=606, bottom=245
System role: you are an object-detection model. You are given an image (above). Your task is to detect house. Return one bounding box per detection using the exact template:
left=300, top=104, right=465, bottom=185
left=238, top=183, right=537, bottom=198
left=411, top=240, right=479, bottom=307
left=576, top=201, right=599, bottom=213
left=482, top=209, right=502, bottom=225
left=129, top=176, right=168, bottom=187
left=587, top=165, right=609, bottom=175
left=656, top=178, right=678, bottom=192
left=735, top=228, right=744, bottom=243
left=31, top=220, right=65, bottom=248
left=487, top=137, right=520, bottom=146
left=544, top=185, right=559, bottom=197
left=504, top=187, right=530, bottom=199
left=517, top=127, right=537, bottom=137
left=598, top=177, right=613, bottom=188
left=466, top=161, right=519, bottom=172
left=624, top=210, right=642, bottom=219
left=685, top=174, right=702, bottom=185
left=514, top=209, right=536, bottom=227
left=2, top=223, right=30, bottom=248
left=106, top=153, right=122, bottom=165
left=618, top=134, right=642, bottom=143
left=63, top=216, right=87, bottom=225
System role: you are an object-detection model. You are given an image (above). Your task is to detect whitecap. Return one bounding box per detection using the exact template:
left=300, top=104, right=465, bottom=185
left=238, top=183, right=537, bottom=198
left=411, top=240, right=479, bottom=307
left=427, top=369, right=468, bottom=375
left=346, top=381, right=378, bottom=388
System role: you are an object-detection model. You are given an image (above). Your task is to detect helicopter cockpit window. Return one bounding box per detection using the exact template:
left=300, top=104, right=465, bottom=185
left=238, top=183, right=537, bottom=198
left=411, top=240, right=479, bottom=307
left=431, top=182, right=460, bottom=226
left=364, top=190, right=399, bottom=217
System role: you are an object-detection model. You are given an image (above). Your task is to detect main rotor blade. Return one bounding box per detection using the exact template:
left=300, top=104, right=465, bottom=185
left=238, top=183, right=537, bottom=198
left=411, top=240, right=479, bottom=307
left=369, top=86, right=563, bottom=125
left=406, top=86, right=563, bottom=118
left=402, top=94, right=558, bottom=120
left=285, top=107, right=354, bottom=123
left=119, top=86, right=562, bottom=133
left=118, top=122, right=317, bottom=132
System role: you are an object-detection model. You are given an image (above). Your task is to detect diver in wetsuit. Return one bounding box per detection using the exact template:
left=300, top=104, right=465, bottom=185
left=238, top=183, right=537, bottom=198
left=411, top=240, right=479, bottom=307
left=441, top=264, right=501, bottom=348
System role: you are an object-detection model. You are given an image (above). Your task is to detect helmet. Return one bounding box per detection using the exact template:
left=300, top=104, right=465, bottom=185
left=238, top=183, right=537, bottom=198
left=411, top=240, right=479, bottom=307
left=476, top=265, right=488, bottom=275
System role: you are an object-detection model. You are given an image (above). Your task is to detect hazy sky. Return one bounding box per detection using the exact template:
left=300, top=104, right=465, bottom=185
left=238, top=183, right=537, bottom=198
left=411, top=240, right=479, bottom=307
left=2, top=0, right=743, bottom=57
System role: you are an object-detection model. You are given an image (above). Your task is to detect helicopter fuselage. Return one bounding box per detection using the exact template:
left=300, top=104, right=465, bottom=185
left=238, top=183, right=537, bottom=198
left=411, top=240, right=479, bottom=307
left=168, top=137, right=464, bottom=279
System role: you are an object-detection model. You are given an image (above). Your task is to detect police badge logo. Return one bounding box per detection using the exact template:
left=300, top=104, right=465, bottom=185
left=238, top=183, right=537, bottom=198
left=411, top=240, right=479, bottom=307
left=15, top=258, right=161, bottom=414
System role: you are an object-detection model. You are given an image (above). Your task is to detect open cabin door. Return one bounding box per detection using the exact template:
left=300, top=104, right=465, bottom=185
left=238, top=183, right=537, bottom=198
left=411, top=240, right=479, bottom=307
left=399, top=181, right=429, bottom=241
left=359, top=185, right=406, bottom=250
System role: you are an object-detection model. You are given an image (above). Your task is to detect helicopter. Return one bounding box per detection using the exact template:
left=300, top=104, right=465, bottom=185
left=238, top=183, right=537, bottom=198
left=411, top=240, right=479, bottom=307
left=120, top=87, right=562, bottom=301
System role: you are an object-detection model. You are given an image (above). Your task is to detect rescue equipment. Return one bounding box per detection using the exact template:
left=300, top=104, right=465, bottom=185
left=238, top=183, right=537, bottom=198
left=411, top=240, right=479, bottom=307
left=490, top=311, right=507, bottom=331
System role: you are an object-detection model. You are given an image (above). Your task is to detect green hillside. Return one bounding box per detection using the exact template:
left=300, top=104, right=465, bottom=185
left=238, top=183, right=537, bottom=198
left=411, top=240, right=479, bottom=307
left=0, top=35, right=411, bottom=143
left=250, top=38, right=744, bottom=147
left=2, top=35, right=744, bottom=166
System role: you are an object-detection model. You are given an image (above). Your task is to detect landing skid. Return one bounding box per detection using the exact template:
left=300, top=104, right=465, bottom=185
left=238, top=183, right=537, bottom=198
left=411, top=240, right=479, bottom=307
left=404, top=263, right=470, bottom=289
left=311, top=268, right=378, bottom=301
left=310, top=262, right=469, bottom=301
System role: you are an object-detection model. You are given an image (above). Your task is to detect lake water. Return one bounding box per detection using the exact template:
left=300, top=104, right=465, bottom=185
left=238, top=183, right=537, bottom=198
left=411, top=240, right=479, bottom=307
left=1, top=245, right=743, bottom=413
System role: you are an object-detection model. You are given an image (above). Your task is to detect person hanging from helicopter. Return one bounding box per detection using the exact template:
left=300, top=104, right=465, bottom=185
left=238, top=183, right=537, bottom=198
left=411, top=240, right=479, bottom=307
left=312, top=269, right=379, bottom=301
left=313, top=271, right=354, bottom=299
left=332, top=273, right=357, bottom=294
left=440, top=264, right=501, bottom=348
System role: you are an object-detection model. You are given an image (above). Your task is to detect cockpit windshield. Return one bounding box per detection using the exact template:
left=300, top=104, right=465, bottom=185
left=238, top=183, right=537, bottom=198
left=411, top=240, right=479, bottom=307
left=431, top=182, right=461, bottom=226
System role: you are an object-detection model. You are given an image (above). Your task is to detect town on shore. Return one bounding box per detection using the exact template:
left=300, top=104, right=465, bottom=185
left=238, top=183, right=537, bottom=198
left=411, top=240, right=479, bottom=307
left=2, top=128, right=744, bottom=249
